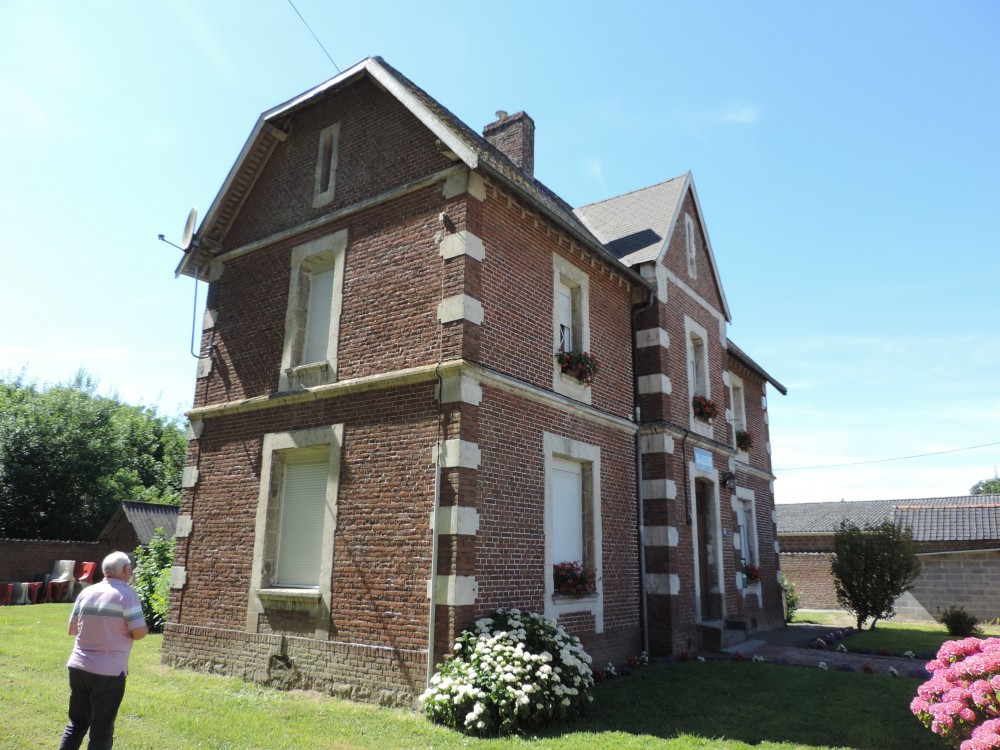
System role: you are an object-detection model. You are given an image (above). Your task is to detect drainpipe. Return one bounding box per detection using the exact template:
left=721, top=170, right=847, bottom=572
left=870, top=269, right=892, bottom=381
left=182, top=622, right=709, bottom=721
left=427, top=224, right=449, bottom=688
left=631, top=287, right=655, bottom=656
left=427, top=438, right=442, bottom=687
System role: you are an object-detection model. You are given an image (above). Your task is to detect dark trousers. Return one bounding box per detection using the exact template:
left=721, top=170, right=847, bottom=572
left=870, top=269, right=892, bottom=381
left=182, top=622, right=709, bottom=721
left=59, top=667, right=127, bottom=750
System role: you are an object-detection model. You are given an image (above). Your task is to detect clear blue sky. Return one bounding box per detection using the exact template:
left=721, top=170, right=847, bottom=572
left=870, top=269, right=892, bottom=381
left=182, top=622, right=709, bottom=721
left=1, top=1, right=997, bottom=503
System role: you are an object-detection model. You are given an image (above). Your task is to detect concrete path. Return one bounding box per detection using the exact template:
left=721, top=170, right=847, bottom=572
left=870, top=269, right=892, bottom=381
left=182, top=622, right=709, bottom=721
left=719, top=623, right=932, bottom=676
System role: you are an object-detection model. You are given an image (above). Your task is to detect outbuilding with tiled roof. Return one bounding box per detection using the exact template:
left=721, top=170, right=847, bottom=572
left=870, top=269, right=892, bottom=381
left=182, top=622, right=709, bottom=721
left=777, top=495, right=1000, bottom=622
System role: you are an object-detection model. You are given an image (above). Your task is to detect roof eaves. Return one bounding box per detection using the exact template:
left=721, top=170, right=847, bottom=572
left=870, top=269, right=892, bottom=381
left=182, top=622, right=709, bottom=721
left=177, top=56, right=483, bottom=280
left=727, top=339, right=788, bottom=395
left=477, top=162, right=651, bottom=291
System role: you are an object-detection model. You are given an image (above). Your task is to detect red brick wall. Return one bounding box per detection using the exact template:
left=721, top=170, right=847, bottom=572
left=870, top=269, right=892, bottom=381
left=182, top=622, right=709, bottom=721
left=174, top=381, right=439, bottom=649
left=474, top=181, right=636, bottom=420
left=223, top=78, right=455, bottom=250
left=196, top=184, right=464, bottom=407
left=779, top=552, right=840, bottom=609
left=0, top=539, right=112, bottom=583
left=727, top=357, right=773, bottom=473
left=473, top=385, right=641, bottom=665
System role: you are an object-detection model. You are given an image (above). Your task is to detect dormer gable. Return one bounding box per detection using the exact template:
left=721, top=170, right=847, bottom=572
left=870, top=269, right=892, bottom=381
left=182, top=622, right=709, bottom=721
left=575, top=172, right=731, bottom=321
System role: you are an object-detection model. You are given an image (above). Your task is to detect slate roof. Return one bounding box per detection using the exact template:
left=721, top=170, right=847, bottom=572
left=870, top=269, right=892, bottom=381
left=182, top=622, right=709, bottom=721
left=574, top=175, right=687, bottom=266
left=777, top=496, right=1000, bottom=543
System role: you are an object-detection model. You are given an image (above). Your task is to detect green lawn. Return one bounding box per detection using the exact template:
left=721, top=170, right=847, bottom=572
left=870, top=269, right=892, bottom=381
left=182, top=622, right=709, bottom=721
left=794, top=610, right=1000, bottom=657
left=1, top=605, right=940, bottom=750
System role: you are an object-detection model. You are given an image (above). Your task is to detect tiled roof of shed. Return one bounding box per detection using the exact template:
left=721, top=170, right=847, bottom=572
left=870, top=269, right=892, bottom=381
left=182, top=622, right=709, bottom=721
left=574, top=176, right=687, bottom=266
left=895, top=503, right=1000, bottom=542
left=777, top=496, right=1000, bottom=542
left=121, top=502, right=179, bottom=544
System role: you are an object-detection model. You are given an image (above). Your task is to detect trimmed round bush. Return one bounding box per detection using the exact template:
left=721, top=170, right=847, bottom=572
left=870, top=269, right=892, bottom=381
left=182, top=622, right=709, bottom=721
left=939, top=605, right=984, bottom=637
left=420, top=608, right=594, bottom=736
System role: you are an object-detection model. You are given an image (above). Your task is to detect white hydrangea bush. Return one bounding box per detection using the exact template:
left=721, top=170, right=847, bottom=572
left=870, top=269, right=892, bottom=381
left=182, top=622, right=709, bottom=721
left=420, top=608, right=595, bottom=736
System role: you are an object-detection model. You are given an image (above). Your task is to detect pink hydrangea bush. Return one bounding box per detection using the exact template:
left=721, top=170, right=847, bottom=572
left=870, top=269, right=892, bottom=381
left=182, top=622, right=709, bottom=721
left=911, top=637, right=1000, bottom=749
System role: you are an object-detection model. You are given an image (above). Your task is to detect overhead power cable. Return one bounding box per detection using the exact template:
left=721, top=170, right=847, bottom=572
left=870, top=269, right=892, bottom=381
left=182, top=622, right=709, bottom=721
left=286, top=0, right=341, bottom=73
left=775, top=440, right=1000, bottom=472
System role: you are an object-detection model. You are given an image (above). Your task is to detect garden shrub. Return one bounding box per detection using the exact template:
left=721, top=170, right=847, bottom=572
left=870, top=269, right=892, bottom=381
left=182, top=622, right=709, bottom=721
left=133, top=528, right=174, bottom=633
left=780, top=573, right=800, bottom=622
left=912, top=636, right=1000, bottom=749
left=421, top=608, right=594, bottom=736
left=940, top=605, right=984, bottom=637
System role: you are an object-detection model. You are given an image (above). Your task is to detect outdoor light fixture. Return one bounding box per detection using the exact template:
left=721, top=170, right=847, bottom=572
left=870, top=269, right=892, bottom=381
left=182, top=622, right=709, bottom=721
left=721, top=471, right=736, bottom=490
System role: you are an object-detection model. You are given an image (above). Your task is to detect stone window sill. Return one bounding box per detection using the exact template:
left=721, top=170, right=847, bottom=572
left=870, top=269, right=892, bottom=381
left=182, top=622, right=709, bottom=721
left=257, top=587, right=321, bottom=609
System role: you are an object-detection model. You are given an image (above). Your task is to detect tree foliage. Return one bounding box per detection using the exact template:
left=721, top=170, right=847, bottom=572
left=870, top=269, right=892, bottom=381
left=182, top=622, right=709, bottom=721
left=830, top=520, right=921, bottom=630
left=0, top=370, right=185, bottom=541
left=133, top=528, right=175, bottom=633
left=970, top=477, right=1000, bottom=495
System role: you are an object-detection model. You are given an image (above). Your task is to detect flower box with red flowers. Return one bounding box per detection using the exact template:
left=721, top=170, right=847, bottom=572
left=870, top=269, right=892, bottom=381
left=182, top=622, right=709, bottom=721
left=736, top=429, right=753, bottom=452
left=692, top=395, right=720, bottom=421
left=743, top=563, right=761, bottom=583
left=556, top=349, right=599, bottom=386
left=553, top=560, right=597, bottom=597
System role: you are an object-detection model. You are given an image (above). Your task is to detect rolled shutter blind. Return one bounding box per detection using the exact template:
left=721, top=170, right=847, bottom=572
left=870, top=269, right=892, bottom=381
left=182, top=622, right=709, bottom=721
left=275, top=458, right=328, bottom=587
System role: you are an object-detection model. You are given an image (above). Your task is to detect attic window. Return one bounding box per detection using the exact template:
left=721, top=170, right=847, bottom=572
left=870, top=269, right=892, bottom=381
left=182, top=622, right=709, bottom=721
left=313, top=123, right=340, bottom=208
left=685, top=213, right=697, bottom=278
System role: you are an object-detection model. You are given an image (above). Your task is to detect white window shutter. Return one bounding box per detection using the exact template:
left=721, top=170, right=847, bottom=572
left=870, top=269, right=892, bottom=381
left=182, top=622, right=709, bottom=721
left=552, top=459, right=583, bottom=565
left=558, top=283, right=574, bottom=351
left=275, top=458, right=328, bottom=587
left=303, top=267, right=335, bottom=364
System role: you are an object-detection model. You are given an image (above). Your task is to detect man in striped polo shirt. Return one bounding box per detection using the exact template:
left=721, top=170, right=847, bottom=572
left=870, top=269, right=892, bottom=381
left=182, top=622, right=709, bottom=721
left=60, top=551, right=148, bottom=750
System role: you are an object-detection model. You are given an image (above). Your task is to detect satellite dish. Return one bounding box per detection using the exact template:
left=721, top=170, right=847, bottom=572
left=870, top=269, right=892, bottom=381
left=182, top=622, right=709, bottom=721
left=180, top=207, right=198, bottom=251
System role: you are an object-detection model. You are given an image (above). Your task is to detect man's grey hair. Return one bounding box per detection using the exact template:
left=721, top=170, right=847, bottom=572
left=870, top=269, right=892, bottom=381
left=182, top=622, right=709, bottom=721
left=102, top=551, right=132, bottom=576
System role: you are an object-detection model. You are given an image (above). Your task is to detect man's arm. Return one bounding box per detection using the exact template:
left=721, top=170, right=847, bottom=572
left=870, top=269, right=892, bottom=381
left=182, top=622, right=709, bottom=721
left=130, top=626, right=149, bottom=641
left=68, top=620, right=79, bottom=637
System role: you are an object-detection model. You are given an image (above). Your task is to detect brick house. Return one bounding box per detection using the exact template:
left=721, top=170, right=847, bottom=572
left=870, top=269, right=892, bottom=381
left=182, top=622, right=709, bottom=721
left=163, top=56, right=786, bottom=705
left=778, top=496, right=1000, bottom=622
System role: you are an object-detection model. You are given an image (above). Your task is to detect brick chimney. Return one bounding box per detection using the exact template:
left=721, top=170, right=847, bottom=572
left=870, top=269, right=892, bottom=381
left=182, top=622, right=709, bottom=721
left=483, top=110, right=535, bottom=177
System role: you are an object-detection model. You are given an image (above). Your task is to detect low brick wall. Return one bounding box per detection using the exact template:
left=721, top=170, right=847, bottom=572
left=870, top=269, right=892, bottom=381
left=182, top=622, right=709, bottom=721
left=0, top=539, right=113, bottom=583
left=779, top=552, right=839, bottom=610
left=162, top=622, right=428, bottom=707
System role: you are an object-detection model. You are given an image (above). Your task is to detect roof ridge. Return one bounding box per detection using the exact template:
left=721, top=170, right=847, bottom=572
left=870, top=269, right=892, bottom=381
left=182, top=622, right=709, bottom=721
left=897, top=503, right=1000, bottom=510
left=575, top=172, right=688, bottom=211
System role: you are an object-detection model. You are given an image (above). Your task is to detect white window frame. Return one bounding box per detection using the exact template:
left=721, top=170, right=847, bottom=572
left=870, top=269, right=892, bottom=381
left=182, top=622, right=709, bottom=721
left=551, top=254, right=592, bottom=405
left=246, top=425, right=343, bottom=638
left=685, top=316, right=712, bottom=438
left=543, top=432, right=602, bottom=632
left=312, top=123, right=340, bottom=208
left=279, top=230, right=347, bottom=392
left=685, top=213, right=697, bottom=278
left=729, top=374, right=748, bottom=460
left=735, top=487, right=760, bottom=597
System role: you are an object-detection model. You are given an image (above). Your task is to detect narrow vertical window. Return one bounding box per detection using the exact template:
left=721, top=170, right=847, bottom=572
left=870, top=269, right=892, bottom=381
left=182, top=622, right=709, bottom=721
left=557, top=282, right=574, bottom=352
left=690, top=332, right=707, bottom=396
left=685, top=213, right=697, bottom=278
left=313, top=123, right=340, bottom=207
left=279, top=230, right=347, bottom=392
left=318, top=132, right=334, bottom=194
left=732, top=381, right=746, bottom=433
left=303, top=266, right=335, bottom=365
